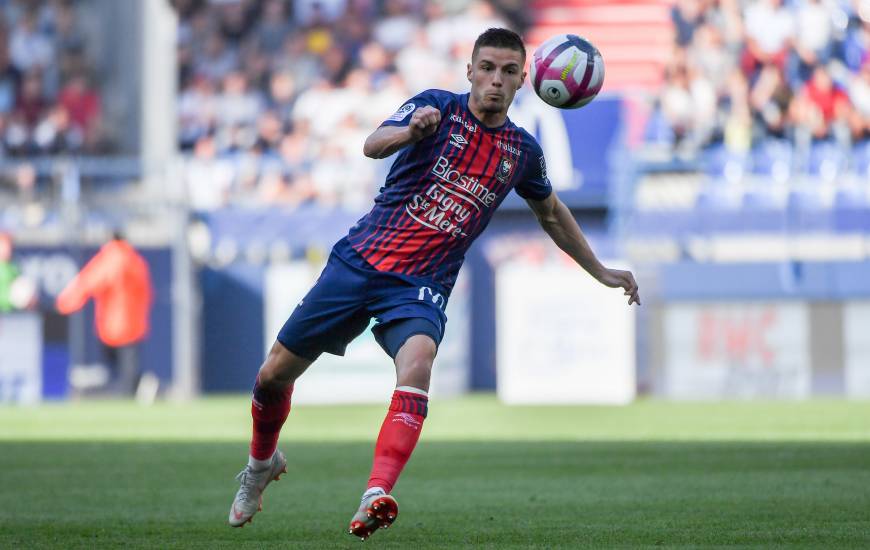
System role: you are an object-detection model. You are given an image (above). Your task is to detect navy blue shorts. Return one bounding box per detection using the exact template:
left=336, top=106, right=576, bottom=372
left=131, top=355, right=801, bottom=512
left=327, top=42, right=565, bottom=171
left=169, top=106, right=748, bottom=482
left=277, top=243, right=448, bottom=361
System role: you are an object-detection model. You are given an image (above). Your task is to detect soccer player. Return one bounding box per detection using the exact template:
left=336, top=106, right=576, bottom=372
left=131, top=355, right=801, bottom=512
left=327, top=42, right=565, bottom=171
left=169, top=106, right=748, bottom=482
left=228, top=27, right=640, bottom=539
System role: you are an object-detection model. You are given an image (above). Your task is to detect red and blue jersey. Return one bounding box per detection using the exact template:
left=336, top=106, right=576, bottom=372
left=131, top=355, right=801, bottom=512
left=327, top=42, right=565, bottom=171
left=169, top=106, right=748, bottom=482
left=339, top=89, right=552, bottom=293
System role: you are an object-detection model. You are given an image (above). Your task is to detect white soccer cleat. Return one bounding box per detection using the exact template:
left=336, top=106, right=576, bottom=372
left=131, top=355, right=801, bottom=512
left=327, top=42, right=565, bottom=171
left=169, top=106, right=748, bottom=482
left=228, top=450, right=287, bottom=527
left=348, top=489, right=399, bottom=541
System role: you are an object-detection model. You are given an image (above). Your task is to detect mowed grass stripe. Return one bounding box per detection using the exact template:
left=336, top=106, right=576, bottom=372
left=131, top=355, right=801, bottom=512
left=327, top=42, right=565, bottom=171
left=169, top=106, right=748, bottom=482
left=0, top=441, right=868, bottom=548
left=2, top=396, right=870, bottom=441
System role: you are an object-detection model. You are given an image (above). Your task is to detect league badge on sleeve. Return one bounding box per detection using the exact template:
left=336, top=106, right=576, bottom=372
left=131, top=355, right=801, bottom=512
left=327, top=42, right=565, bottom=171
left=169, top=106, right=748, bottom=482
left=496, top=156, right=516, bottom=183
left=388, top=103, right=416, bottom=122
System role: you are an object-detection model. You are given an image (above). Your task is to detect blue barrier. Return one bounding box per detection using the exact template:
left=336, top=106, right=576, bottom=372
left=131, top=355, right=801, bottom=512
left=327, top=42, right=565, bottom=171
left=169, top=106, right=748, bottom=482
left=661, top=261, right=870, bottom=300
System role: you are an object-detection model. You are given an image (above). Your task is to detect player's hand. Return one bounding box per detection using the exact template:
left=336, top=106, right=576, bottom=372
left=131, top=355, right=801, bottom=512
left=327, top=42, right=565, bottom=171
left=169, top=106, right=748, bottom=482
left=597, top=268, right=640, bottom=306
left=408, top=106, right=441, bottom=141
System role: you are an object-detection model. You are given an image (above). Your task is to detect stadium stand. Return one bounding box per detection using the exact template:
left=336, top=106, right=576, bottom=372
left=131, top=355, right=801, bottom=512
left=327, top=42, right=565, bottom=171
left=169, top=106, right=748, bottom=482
left=626, top=0, right=870, bottom=266
left=174, top=0, right=525, bottom=213
left=0, top=0, right=106, bottom=157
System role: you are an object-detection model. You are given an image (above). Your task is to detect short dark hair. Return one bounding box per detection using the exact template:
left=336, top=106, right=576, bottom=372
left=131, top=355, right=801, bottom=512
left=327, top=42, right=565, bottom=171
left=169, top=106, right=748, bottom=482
left=472, top=28, right=526, bottom=62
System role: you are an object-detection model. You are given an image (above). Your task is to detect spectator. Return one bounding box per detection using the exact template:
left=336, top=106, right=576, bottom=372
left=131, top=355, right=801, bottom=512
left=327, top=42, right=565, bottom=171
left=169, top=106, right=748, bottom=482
left=848, top=60, right=870, bottom=142
left=689, top=23, right=734, bottom=94
left=178, top=73, right=219, bottom=149
left=321, top=43, right=352, bottom=84
left=254, top=0, right=291, bottom=55
left=723, top=68, right=752, bottom=152
left=0, top=232, right=36, bottom=312
left=791, top=64, right=851, bottom=142
left=791, top=0, right=835, bottom=85
left=272, top=33, right=321, bottom=91
left=15, top=70, right=47, bottom=128
left=185, top=134, right=234, bottom=211
left=175, top=0, right=524, bottom=210
left=51, top=2, right=86, bottom=58
left=265, top=71, right=296, bottom=127
left=0, top=1, right=108, bottom=159
left=294, top=0, right=347, bottom=27
left=216, top=70, right=262, bottom=129
left=708, top=0, right=745, bottom=56
left=396, top=29, right=449, bottom=92
left=34, top=104, right=81, bottom=153
left=843, top=10, right=869, bottom=72
left=373, top=0, right=419, bottom=52
left=9, top=8, right=54, bottom=72
left=56, top=232, right=154, bottom=396
left=239, top=41, right=272, bottom=90
left=742, top=0, right=794, bottom=77
left=671, top=0, right=705, bottom=48
left=216, top=0, right=255, bottom=45
left=357, top=41, right=393, bottom=87
left=749, top=63, right=793, bottom=140
left=0, top=42, right=21, bottom=115
left=651, top=0, right=870, bottom=158
left=195, top=33, right=238, bottom=83
left=57, top=71, right=101, bottom=145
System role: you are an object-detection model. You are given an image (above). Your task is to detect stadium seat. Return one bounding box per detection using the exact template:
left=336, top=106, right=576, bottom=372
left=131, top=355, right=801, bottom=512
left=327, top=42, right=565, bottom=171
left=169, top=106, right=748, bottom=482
left=851, top=140, right=870, bottom=178
left=694, top=186, right=744, bottom=233
left=742, top=188, right=788, bottom=233
left=787, top=188, right=831, bottom=233
left=702, top=144, right=747, bottom=182
left=833, top=188, right=870, bottom=233
left=750, top=139, right=792, bottom=183
left=627, top=208, right=694, bottom=237
left=807, top=141, right=846, bottom=182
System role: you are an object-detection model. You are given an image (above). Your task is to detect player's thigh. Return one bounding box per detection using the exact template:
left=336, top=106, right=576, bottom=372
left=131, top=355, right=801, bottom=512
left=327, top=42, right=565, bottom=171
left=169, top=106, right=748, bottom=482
left=373, top=316, right=442, bottom=361
left=277, top=256, right=371, bottom=361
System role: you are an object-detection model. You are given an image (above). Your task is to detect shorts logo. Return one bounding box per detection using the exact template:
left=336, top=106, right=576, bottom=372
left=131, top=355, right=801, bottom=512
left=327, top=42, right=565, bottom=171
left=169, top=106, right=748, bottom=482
left=449, top=133, right=468, bottom=149
left=417, top=286, right=446, bottom=310
left=539, top=155, right=547, bottom=179
left=496, top=156, right=515, bottom=184
left=387, top=102, right=415, bottom=122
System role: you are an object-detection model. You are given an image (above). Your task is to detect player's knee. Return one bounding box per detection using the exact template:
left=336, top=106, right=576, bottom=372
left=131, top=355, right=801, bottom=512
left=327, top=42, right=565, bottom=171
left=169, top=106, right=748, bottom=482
left=405, top=355, right=434, bottom=377
left=259, top=341, right=312, bottom=386
left=395, top=335, right=436, bottom=385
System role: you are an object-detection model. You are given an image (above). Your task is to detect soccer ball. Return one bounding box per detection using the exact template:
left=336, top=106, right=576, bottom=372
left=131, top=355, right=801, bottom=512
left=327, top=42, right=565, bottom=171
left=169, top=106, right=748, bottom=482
left=530, top=34, right=604, bottom=109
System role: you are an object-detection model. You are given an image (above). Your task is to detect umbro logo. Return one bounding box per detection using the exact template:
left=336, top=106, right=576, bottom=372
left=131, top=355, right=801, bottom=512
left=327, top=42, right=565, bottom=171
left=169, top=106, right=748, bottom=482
left=392, top=412, right=422, bottom=429
left=449, top=133, right=468, bottom=149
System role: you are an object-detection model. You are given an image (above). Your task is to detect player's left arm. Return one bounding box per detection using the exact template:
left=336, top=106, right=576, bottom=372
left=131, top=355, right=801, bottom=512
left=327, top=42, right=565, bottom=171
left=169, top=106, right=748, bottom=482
left=526, top=192, right=640, bottom=306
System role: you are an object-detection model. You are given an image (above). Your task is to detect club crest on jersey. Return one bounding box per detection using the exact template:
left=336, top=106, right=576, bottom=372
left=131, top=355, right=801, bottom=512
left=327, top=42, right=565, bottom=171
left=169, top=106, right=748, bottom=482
left=496, top=156, right=515, bottom=183
left=449, top=133, right=468, bottom=149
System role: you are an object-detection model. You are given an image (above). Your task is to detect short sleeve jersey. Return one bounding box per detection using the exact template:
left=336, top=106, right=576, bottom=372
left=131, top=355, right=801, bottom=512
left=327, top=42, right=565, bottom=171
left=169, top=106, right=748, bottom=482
left=340, top=89, right=552, bottom=292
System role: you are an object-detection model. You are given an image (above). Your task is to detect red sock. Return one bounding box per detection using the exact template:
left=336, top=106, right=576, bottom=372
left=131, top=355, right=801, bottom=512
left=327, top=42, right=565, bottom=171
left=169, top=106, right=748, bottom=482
left=367, top=389, right=428, bottom=493
left=249, top=375, right=294, bottom=460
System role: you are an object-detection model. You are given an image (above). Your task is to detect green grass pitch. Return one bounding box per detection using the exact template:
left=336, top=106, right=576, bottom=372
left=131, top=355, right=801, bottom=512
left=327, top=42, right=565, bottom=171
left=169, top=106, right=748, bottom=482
left=1, top=396, right=869, bottom=548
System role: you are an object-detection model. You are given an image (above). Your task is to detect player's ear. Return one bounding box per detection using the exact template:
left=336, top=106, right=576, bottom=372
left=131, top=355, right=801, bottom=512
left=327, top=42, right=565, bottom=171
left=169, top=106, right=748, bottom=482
left=466, top=63, right=472, bottom=83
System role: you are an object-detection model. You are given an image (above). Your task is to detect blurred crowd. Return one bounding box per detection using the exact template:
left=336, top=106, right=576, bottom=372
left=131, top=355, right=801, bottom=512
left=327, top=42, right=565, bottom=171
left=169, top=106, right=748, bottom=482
left=0, top=0, right=105, bottom=158
left=648, top=0, right=870, bottom=159
left=174, top=0, right=528, bottom=211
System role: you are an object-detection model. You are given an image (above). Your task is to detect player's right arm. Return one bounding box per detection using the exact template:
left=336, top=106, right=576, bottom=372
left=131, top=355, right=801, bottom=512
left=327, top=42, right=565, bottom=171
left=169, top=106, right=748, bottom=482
left=363, top=106, right=441, bottom=159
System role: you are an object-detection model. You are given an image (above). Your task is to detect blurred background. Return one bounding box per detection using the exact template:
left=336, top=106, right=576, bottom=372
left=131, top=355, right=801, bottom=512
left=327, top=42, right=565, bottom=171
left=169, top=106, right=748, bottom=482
left=1, top=0, right=869, bottom=405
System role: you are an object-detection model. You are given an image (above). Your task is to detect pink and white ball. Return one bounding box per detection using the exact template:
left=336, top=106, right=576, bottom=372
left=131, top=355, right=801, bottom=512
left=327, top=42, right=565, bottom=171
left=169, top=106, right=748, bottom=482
left=530, top=34, right=605, bottom=109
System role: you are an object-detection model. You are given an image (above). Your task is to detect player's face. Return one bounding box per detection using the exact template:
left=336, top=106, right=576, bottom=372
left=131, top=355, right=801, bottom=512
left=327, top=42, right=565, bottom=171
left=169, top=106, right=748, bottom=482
left=467, top=46, right=526, bottom=115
